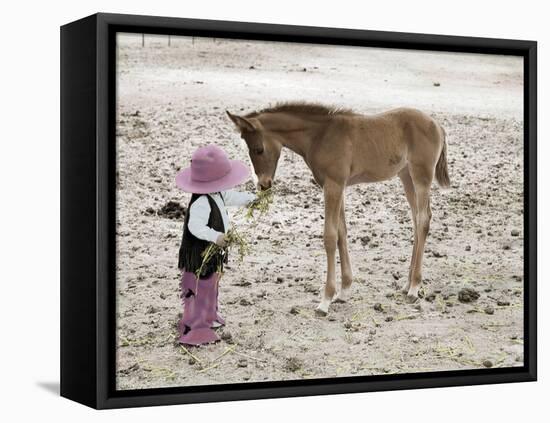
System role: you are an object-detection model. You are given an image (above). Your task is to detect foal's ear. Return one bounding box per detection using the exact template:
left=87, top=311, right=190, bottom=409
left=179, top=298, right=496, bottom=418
left=226, top=111, right=256, bottom=132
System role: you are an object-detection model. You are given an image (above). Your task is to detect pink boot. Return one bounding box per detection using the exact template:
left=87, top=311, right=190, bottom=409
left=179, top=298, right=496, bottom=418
left=178, top=271, right=220, bottom=346
left=206, top=275, right=225, bottom=327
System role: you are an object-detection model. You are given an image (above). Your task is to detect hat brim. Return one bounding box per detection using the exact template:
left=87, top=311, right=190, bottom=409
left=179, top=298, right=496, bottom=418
left=175, top=160, right=250, bottom=194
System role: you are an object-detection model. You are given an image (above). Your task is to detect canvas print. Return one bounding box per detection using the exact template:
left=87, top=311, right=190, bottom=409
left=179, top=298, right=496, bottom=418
left=115, top=33, right=524, bottom=390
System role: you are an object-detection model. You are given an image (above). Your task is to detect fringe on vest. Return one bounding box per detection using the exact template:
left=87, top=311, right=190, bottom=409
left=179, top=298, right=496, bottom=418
left=178, top=193, right=228, bottom=278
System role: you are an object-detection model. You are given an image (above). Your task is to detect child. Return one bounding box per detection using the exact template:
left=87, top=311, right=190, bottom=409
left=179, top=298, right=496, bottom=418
left=175, top=144, right=256, bottom=346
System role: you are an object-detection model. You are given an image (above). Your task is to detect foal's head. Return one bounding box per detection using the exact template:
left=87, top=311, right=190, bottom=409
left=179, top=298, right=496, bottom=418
left=226, top=111, right=281, bottom=191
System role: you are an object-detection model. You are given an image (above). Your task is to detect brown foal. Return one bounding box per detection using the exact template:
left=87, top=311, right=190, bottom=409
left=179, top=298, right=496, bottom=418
left=227, top=102, right=450, bottom=315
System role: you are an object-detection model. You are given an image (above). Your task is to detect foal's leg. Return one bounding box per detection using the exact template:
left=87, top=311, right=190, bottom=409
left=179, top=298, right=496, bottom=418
left=333, top=200, right=353, bottom=303
left=407, top=165, right=433, bottom=301
left=316, top=179, right=344, bottom=316
left=398, top=167, right=418, bottom=294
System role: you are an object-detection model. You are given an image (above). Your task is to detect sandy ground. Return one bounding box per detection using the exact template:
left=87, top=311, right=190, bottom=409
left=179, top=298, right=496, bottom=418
left=115, top=34, right=524, bottom=390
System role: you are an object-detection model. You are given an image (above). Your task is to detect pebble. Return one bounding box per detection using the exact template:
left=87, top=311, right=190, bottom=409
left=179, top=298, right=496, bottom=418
left=220, top=331, right=234, bottom=343
left=237, top=359, right=248, bottom=368
left=360, top=236, right=371, bottom=246
left=511, top=229, right=520, bottom=237
left=240, top=298, right=253, bottom=306
left=289, top=306, right=300, bottom=315
left=276, top=277, right=284, bottom=284
left=458, top=288, right=480, bottom=303
left=465, top=245, right=471, bottom=251
left=373, top=303, right=384, bottom=312
left=483, top=360, right=493, bottom=368
left=146, top=305, right=159, bottom=314
left=497, top=298, right=510, bottom=306
left=425, top=293, right=436, bottom=302
left=285, top=357, right=302, bottom=372
left=484, top=306, right=495, bottom=315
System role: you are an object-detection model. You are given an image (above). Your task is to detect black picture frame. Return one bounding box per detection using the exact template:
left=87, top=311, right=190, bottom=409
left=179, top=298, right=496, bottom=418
left=60, top=12, right=537, bottom=409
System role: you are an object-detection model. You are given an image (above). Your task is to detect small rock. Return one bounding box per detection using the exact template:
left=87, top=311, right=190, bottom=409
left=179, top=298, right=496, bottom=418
left=359, top=236, right=371, bottom=246
left=458, top=288, right=480, bottom=303
left=433, top=82, right=441, bottom=87
left=503, top=244, right=511, bottom=250
left=289, top=306, right=300, bottom=315
left=146, top=305, right=159, bottom=314
left=157, top=201, right=186, bottom=220
left=220, top=331, right=234, bottom=343
left=511, top=229, right=520, bottom=237
left=465, top=245, right=471, bottom=251
left=344, top=321, right=352, bottom=329
left=284, top=357, right=302, bottom=372
left=144, top=207, right=156, bottom=216
left=497, top=298, right=510, bottom=307
left=373, top=303, right=384, bottom=312
left=483, top=360, right=493, bottom=368
left=237, top=359, right=248, bottom=368
left=425, top=293, right=436, bottom=303
left=239, top=298, right=253, bottom=306
left=385, top=316, right=394, bottom=322
left=484, top=306, right=495, bottom=315
left=276, top=277, right=284, bottom=284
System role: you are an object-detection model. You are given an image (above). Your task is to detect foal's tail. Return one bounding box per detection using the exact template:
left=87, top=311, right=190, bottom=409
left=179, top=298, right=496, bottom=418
left=435, top=126, right=451, bottom=188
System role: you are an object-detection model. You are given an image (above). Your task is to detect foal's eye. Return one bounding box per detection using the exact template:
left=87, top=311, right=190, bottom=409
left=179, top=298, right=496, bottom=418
left=254, top=148, right=264, bottom=155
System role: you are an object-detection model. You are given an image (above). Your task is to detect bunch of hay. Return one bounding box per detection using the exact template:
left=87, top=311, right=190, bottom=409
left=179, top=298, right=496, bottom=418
left=245, top=188, right=274, bottom=220
left=194, top=227, right=250, bottom=279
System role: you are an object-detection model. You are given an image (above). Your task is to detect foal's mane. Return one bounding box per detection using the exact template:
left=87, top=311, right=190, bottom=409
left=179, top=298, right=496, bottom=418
left=245, top=101, right=355, bottom=118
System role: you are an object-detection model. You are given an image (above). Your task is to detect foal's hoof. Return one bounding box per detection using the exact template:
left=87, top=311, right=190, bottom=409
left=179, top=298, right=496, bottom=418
left=406, top=286, right=420, bottom=303
left=400, top=282, right=410, bottom=294
left=406, top=294, right=419, bottom=304
left=333, top=288, right=351, bottom=303
left=315, top=307, right=328, bottom=317
left=315, top=300, right=330, bottom=316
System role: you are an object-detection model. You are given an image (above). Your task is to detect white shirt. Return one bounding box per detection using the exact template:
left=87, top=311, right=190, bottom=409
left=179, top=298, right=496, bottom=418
left=187, top=190, right=256, bottom=243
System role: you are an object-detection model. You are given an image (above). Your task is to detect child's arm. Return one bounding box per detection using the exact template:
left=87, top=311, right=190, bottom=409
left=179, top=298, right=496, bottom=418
left=221, top=190, right=257, bottom=207
left=188, top=196, right=224, bottom=243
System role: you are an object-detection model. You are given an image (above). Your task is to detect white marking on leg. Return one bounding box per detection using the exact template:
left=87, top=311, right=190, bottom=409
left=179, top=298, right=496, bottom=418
left=316, top=298, right=331, bottom=315
left=333, top=287, right=351, bottom=303
left=407, top=285, right=420, bottom=300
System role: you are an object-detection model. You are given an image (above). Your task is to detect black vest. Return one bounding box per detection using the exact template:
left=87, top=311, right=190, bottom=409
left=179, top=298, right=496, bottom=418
left=178, top=194, right=228, bottom=278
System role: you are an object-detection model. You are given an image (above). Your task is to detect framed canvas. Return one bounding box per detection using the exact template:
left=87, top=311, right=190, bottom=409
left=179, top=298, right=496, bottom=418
left=60, top=13, right=537, bottom=409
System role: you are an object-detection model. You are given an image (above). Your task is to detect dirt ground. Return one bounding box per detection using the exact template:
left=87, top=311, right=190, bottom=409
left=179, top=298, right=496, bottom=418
left=115, top=34, right=524, bottom=390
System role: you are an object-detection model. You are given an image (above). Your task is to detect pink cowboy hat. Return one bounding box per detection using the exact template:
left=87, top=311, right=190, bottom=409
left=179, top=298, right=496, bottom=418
left=175, top=144, right=250, bottom=194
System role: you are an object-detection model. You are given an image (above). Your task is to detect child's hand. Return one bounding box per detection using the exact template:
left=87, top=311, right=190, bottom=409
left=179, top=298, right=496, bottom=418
left=215, top=234, right=227, bottom=247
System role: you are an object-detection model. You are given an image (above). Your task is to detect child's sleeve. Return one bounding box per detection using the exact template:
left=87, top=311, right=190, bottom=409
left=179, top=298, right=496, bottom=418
left=221, top=190, right=257, bottom=207
left=187, top=196, right=224, bottom=243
